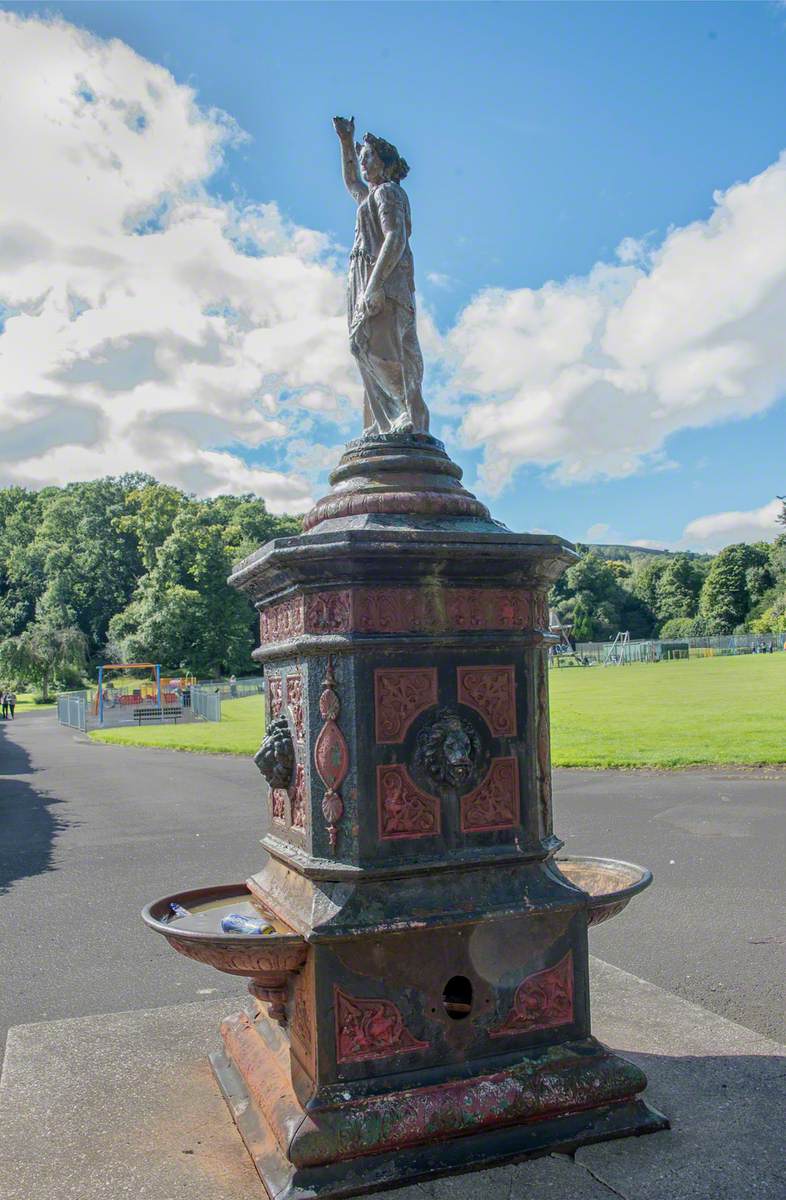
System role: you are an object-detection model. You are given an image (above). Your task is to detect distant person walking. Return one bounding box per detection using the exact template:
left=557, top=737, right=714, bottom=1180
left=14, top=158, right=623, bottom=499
left=1, top=692, right=6, bottom=719
left=229, top=674, right=237, bottom=699
left=7, top=691, right=16, bottom=719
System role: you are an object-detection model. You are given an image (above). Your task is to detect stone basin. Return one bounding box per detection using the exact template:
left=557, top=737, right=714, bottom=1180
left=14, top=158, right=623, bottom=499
left=554, top=856, right=653, bottom=926
left=142, top=883, right=307, bottom=1023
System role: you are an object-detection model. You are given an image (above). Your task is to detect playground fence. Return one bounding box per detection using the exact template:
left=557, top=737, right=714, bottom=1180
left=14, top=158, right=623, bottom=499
left=57, top=690, right=87, bottom=732
left=566, top=632, right=786, bottom=666
left=191, top=685, right=222, bottom=722
left=197, top=675, right=265, bottom=700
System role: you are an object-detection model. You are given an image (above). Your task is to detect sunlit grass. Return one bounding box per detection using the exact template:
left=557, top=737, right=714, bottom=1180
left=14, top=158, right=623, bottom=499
left=89, top=654, right=786, bottom=768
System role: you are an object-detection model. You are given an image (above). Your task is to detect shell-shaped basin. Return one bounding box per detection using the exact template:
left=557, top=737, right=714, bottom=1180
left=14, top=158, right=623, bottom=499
left=554, top=856, right=653, bottom=927
left=141, top=882, right=307, bottom=980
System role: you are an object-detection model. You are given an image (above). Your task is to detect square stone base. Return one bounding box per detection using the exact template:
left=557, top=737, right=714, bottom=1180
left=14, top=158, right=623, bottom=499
left=211, top=1010, right=667, bottom=1200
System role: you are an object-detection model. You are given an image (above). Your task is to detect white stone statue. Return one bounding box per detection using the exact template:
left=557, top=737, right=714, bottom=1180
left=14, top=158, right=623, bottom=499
left=333, top=116, right=429, bottom=437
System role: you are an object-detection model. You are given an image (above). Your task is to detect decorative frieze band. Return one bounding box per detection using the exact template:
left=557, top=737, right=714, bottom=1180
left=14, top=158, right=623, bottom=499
left=260, top=587, right=549, bottom=644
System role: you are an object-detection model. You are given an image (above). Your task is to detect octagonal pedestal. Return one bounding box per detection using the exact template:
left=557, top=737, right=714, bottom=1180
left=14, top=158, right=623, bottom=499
left=146, top=432, right=667, bottom=1198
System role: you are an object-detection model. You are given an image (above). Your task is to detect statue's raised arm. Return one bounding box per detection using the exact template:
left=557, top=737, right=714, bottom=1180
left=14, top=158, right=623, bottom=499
left=333, top=116, right=368, bottom=205
left=332, top=116, right=428, bottom=437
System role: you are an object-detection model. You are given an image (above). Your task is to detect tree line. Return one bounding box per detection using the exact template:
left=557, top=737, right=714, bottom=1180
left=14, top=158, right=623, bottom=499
left=551, top=504, right=786, bottom=644
left=0, top=477, right=784, bottom=697
left=0, top=476, right=299, bottom=697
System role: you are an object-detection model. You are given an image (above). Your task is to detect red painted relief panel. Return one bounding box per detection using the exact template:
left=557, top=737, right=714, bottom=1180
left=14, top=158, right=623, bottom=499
left=305, top=590, right=352, bottom=634
left=286, top=672, right=305, bottom=745
left=356, top=587, right=532, bottom=636
left=268, top=676, right=283, bottom=719
left=259, top=587, right=538, bottom=642
left=314, top=658, right=348, bottom=852
left=260, top=595, right=305, bottom=644
left=490, top=952, right=574, bottom=1038
left=374, top=667, right=438, bottom=743
left=457, top=665, right=517, bottom=737
left=290, top=763, right=306, bottom=832
left=378, top=763, right=440, bottom=840
left=270, top=789, right=287, bottom=824
left=335, top=986, right=428, bottom=1064
left=461, top=757, right=520, bottom=832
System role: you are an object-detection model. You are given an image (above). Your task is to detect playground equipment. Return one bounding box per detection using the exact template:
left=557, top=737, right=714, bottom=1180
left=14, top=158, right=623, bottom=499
left=604, top=630, right=630, bottom=666
left=94, top=662, right=162, bottom=724
left=549, top=608, right=591, bottom=667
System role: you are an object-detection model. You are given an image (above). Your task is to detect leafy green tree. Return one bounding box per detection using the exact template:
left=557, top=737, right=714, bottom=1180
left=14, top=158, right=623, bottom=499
left=632, top=557, right=670, bottom=614
left=571, top=597, right=595, bottom=642
left=0, top=615, right=87, bottom=700
left=699, top=544, right=768, bottom=634
left=115, top=483, right=186, bottom=571
left=655, top=555, right=704, bottom=623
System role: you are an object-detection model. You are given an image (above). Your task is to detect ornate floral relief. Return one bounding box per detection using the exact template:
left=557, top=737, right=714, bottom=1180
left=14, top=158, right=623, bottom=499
left=260, top=595, right=305, bottom=644
left=457, top=665, right=517, bottom=737
left=532, top=592, right=549, bottom=631
left=286, top=672, right=305, bottom=746
left=334, top=986, right=428, bottom=1064
left=305, top=590, right=353, bottom=634
left=461, top=757, right=520, bottom=833
left=259, top=587, right=537, bottom=642
left=268, top=675, right=284, bottom=719
left=271, top=789, right=288, bottom=823
left=290, top=763, right=307, bottom=832
left=537, top=650, right=553, bottom=838
left=374, top=667, right=438, bottom=743
left=314, top=657, right=349, bottom=852
left=490, top=952, right=574, bottom=1038
left=378, top=763, right=440, bottom=840
left=356, top=587, right=533, bottom=635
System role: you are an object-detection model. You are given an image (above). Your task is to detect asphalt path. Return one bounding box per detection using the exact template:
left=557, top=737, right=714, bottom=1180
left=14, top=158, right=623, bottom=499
left=1, top=711, right=783, bottom=1065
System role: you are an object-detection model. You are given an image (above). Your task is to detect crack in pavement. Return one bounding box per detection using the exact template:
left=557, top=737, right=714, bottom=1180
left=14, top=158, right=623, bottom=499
left=574, top=1158, right=634, bottom=1200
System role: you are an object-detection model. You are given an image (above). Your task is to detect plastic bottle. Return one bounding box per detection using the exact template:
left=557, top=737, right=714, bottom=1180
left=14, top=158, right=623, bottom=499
left=220, top=912, right=275, bottom=935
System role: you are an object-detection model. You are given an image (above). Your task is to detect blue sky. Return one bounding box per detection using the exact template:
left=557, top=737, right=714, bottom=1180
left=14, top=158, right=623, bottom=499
left=2, top=2, right=785, bottom=549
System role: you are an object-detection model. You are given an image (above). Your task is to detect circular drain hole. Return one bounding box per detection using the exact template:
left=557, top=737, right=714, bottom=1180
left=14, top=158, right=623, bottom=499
left=442, top=975, right=473, bottom=1020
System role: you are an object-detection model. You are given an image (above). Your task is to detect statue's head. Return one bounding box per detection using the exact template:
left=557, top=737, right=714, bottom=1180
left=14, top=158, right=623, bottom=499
left=357, top=132, right=409, bottom=184
left=416, top=708, right=482, bottom=790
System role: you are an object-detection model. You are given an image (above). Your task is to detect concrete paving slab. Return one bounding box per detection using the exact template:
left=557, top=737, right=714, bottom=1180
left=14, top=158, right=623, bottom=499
left=0, top=958, right=783, bottom=1200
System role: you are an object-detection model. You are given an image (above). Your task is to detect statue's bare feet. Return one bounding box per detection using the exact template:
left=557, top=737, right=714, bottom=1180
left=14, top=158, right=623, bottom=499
left=391, top=414, right=414, bottom=434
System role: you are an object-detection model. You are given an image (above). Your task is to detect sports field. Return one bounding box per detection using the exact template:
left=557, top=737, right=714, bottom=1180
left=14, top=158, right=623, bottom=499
left=89, top=652, right=782, bottom=763
left=89, top=653, right=785, bottom=768
left=549, top=653, right=784, bottom=767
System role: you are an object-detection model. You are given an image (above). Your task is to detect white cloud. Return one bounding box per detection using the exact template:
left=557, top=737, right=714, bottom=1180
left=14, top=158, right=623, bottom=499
left=680, top=498, right=783, bottom=552
left=583, top=522, right=611, bottom=542
left=441, top=151, right=786, bottom=493
left=0, top=13, right=360, bottom=512
left=426, top=272, right=454, bottom=289
left=2, top=11, right=786, bottom=527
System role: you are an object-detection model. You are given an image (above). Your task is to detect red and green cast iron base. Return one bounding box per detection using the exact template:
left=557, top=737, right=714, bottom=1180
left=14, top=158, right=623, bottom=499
left=210, top=1007, right=668, bottom=1200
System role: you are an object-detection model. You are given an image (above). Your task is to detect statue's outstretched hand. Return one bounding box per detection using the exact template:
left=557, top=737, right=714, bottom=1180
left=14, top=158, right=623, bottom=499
left=333, top=115, right=355, bottom=141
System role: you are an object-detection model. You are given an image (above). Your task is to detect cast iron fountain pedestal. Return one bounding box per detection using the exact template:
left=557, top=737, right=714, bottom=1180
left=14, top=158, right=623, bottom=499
left=144, top=432, right=667, bottom=1199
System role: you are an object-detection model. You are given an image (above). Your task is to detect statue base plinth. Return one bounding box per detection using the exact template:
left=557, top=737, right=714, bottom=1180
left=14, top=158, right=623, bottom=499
left=303, top=433, right=491, bottom=532
left=211, top=1005, right=667, bottom=1200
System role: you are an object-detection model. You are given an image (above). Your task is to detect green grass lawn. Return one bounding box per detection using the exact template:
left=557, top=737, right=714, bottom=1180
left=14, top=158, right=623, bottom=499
left=90, top=693, right=265, bottom=755
left=549, top=652, right=785, bottom=767
left=89, top=653, right=785, bottom=768
left=11, top=691, right=56, bottom=712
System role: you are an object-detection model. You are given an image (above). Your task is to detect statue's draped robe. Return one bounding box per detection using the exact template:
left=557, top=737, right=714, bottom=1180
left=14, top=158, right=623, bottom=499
left=348, top=181, right=426, bottom=434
